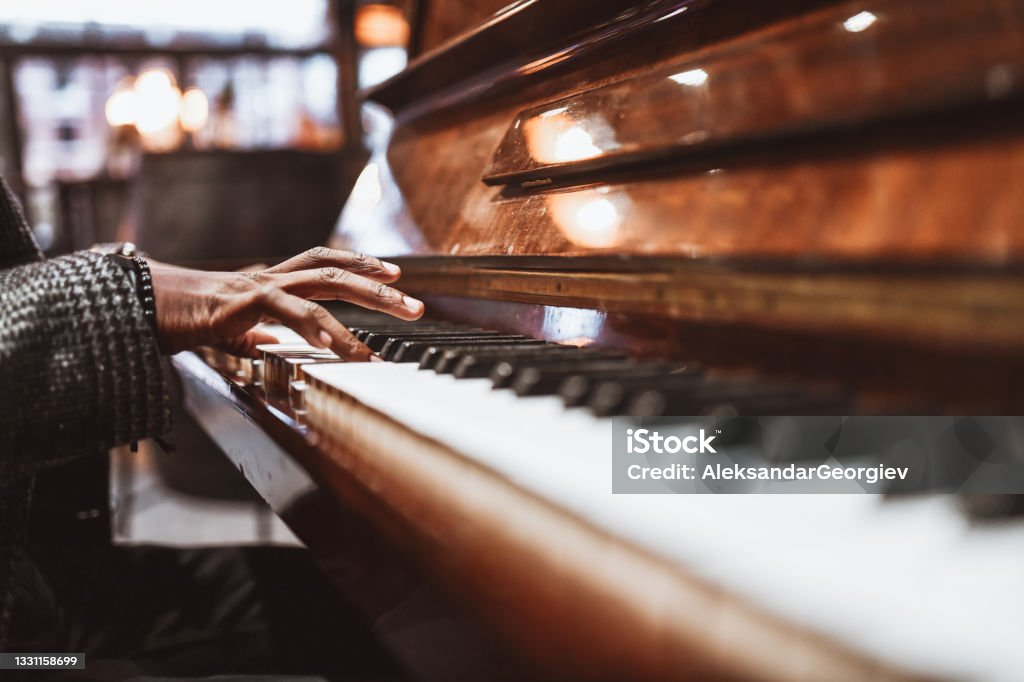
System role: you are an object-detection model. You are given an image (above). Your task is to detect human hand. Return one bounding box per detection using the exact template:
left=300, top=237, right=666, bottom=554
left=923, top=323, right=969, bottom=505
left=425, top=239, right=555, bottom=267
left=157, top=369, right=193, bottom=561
left=148, top=247, right=423, bottom=361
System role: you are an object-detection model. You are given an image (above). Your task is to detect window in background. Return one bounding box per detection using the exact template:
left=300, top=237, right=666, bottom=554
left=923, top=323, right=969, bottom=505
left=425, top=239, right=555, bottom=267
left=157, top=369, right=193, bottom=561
left=16, top=55, right=341, bottom=171
left=0, top=0, right=338, bottom=251
left=0, top=0, right=330, bottom=49
left=354, top=2, right=411, bottom=88
left=16, top=56, right=136, bottom=184
left=15, top=56, right=142, bottom=249
left=186, top=55, right=339, bottom=150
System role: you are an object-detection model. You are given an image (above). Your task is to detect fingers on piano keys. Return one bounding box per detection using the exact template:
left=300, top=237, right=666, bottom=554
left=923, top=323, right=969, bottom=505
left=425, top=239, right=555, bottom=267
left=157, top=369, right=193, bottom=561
left=240, top=309, right=850, bottom=422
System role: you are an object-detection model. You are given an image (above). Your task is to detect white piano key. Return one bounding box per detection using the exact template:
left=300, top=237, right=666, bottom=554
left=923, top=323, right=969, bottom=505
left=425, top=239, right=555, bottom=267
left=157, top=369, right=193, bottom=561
left=303, top=362, right=1024, bottom=681
left=255, top=323, right=306, bottom=344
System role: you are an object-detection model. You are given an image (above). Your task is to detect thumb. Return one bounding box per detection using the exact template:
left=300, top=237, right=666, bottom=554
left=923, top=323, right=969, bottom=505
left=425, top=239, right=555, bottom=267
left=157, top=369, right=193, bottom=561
left=219, top=329, right=280, bottom=358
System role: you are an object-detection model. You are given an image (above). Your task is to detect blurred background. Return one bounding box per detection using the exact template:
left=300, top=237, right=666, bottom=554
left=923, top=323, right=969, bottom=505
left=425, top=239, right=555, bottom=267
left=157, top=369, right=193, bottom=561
left=0, top=0, right=416, bottom=264
left=0, top=0, right=423, bottom=550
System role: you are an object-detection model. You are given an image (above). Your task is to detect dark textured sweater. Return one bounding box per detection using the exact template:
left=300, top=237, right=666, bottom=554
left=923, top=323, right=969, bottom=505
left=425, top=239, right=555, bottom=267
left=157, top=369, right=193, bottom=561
left=0, top=177, right=171, bottom=648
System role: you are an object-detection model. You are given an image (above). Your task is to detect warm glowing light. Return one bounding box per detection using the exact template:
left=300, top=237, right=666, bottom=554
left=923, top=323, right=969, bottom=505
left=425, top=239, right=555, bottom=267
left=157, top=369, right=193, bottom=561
left=575, top=198, right=619, bottom=236
left=554, top=126, right=602, bottom=162
left=135, top=89, right=181, bottom=133
left=135, top=68, right=176, bottom=95
left=105, top=86, right=137, bottom=127
left=547, top=190, right=625, bottom=248
left=843, top=11, right=877, bottom=32
left=179, top=88, right=209, bottom=132
left=133, top=68, right=181, bottom=134
left=669, top=68, right=708, bottom=87
left=355, top=4, right=409, bottom=47
left=524, top=112, right=618, bottom=165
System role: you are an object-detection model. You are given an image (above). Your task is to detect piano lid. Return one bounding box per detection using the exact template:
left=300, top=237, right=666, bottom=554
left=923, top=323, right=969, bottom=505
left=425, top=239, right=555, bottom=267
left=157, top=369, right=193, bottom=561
left=337, top=0, right=1024, bottom=264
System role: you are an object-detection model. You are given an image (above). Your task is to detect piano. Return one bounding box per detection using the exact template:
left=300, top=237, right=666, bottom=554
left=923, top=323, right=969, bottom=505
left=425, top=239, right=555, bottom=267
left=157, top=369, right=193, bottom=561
left=172, top=0, right=1024, bottom=679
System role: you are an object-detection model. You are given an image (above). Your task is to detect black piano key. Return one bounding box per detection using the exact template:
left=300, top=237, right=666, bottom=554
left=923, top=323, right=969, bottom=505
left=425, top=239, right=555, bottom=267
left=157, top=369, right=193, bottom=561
left=389, top=334, right=529, bottom=362
left=378, top=331, right=516, bottom=358
left=619, top=380, right=778, bottom=416
left=509, top=360, right=697, bottom=395
left=419, top=339, right=549, bottom=370
left=702, top=385, right=849, bottom=416
left=432, top=342, right=565, bottom=374
left=451, top=345, right=596, bottom=379
left=359, top=326, right=467, bottom=344
left=383, top=333, right=519, bottom=360
left=587, top=374, right=713, bottom=416
left=559, top=365, right=701, bottom=407
left=363, top=329, right=492, bottom=352
left=961, top=495, right=1024, bottom=520
left=352, top=324, right=459, bottom=342
left=759, top=388, right=850, bottom=416
left=492, top=355, right=633, bottom=391
left=625, top=382, right=814, bottom=417
left=436, top=342, right=561, bottom=374
left=716, top=393, right=851, bottom=417
left=389, top=335, right=531, bottom=362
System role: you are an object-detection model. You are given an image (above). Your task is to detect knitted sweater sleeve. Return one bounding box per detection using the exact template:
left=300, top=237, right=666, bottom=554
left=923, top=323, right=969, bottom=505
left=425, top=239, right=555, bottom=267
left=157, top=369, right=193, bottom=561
left=0, top=250, right=171, bottom=481
left=0, top=251, right=172, bottom=472
left=0, top=177, right=43, bottom=269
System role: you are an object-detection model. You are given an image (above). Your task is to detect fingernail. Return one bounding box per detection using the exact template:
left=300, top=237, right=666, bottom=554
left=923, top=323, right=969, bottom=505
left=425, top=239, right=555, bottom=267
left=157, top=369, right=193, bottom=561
left=318, top=330, right=332, bottom=349
left=403, top=295, right=423, bottom=311
left=369, top=354, right=384, bottom=363
left=383, top=261, right=400, bottom=276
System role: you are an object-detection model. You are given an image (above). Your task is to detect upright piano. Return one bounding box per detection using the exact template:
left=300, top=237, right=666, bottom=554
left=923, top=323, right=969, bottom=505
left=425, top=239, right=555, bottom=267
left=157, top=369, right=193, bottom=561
left=173, top=0, right=1024, bottom=679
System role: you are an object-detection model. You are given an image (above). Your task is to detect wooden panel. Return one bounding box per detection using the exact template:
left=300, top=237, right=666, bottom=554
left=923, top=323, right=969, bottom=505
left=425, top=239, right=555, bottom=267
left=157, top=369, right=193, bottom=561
left=484, top=0, right=1024, bottom=186
left=371, top=0, right=655, bottom=113
left=335, top=106, right=1024, bottom=262
left=415, top=0, right=521, bottom=54
left=374, top=0, right=838, bottom=117
left=390, top=256, right=1024, bottom=352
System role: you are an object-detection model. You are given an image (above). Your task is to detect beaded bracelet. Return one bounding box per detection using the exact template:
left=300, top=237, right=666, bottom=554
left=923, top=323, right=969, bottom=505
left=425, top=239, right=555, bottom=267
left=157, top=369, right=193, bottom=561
left=133, top=255, right=157, bottom=330
left=107, top=253, right=158, bottom=332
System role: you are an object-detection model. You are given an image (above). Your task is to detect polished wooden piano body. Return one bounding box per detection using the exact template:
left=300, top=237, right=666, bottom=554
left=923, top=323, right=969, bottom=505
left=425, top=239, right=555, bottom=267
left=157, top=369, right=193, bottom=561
left=176, top=1, right=1024, bottom=679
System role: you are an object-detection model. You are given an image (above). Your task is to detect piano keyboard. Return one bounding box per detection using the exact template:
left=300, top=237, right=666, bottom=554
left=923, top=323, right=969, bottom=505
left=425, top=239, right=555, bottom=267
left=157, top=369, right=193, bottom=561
left=226, top=311, right=1024, bottom=520
left=248, top=308, right=851, bottom=419
left=199, top=311, right=1024, bottom=681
